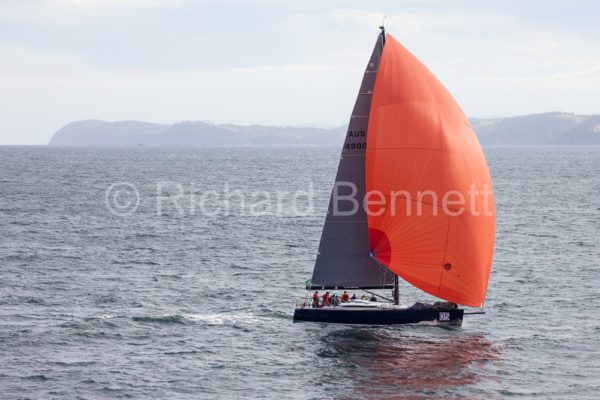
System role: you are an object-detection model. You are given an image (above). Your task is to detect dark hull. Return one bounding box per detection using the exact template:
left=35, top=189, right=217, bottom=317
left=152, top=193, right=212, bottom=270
left=293, top=307, right=463, bottom=326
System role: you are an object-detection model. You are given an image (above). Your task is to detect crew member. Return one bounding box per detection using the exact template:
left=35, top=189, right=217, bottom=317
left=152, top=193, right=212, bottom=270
left=322, top=291, right=330, bottom=307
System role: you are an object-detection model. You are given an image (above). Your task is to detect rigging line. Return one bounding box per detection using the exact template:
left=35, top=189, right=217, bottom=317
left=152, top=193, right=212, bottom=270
left=362, top=288, right=393, bottom=303
left=437, top=216, right=452, bottom=296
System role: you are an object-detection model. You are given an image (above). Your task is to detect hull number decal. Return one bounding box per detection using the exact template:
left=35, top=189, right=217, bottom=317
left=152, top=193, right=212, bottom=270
left=439, top=312, right=450, bottom=321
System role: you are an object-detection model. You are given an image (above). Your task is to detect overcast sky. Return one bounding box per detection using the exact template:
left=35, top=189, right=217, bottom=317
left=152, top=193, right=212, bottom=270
left=1, top=0, right=599, bottom=144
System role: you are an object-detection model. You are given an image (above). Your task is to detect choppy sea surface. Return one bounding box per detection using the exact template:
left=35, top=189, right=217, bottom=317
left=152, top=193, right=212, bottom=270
left=0, top=145, right=599, bottom=399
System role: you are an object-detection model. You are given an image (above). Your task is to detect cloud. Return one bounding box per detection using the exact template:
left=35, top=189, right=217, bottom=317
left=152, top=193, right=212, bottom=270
left=330, top=8, right=600, bottom=103
left=0, top=44, right=86, bottom=69
left=0, top=40, right=361, bottom=144
left=1, top=1, right=600, bottom=143
left=40, top=0, right=189, bottom=8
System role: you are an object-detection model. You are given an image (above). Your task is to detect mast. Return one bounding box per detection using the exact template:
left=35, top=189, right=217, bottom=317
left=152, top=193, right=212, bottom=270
left=393, top=275, right=399, bottom=305
left=379, top=23, right=399, bottom=306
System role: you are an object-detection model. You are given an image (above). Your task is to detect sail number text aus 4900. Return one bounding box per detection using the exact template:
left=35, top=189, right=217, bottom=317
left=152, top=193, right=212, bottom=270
left=344, top=143, right=366, bottom=150
left=345, top=130, right=366, bottom=150
left=348, top=130, right=366, bottom=137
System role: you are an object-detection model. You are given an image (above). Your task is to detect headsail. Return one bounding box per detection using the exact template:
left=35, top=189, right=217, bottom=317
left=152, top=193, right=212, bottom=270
left=365, top=35, right=496, bottom=306
left=310, top=33, right=395, bottom=290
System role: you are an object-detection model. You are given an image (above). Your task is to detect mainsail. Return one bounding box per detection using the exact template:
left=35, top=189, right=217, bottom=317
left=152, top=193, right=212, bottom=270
left=310, top=33, right=395, bottom=289
left=365, top=35, right=496, bottom=307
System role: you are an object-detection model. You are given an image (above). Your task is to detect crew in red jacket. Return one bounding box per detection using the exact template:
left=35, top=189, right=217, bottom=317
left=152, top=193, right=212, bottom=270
left=322, top=292, right=330, bottom=307
left=341, top=291, right=350, bottom=302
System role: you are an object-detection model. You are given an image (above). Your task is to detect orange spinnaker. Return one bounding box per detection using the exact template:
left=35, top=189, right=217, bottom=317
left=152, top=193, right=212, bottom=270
left=366, top=35, right=495, bottom=307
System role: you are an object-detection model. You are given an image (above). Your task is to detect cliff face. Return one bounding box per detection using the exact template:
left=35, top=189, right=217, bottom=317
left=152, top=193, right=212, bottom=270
left=49, top=112, right=600, bottom=146
left=471, top=112, right=600, bottom=145
left=553, top=115, right=600, bottom=145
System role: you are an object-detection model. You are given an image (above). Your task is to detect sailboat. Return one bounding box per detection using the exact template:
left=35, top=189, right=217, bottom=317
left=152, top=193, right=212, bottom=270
left=293, top=27, right=495, bottom=326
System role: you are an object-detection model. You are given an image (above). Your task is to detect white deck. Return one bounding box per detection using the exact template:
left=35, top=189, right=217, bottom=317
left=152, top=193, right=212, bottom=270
left=334, top=300, right=408, bottom=309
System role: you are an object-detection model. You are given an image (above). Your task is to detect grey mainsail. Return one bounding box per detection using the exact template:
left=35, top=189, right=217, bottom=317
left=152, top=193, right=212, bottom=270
left=309, top=33, right=395, bottom=289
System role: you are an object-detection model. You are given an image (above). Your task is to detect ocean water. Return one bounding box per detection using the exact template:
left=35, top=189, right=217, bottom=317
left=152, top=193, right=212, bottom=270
left=0, top=145, right=599, bottom=399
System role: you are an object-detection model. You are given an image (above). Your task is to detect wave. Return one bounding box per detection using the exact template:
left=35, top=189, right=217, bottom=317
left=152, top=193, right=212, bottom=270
left=181, top=313, right=263, bottom=325
left=84, top=314, right=122, bottom=320
left=22, top=374, right=48, bottom=381
left=163, top=350, right=199, bottom=355
left=49, top=360, right=96, bottom=367
left=103, top=312, right=271, bottom=326
left=256, top=309, right=291, bottom=320
left=131, top=315, right=188, bottom=324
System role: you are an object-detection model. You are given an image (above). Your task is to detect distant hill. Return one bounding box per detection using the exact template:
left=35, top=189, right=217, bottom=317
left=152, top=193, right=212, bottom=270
left=471, top=112, right=600, bottom=145
left=48, top=112, right=600, bottom=146
left=48, top=120, right=346, bottom=147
